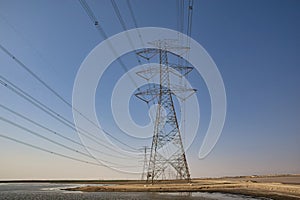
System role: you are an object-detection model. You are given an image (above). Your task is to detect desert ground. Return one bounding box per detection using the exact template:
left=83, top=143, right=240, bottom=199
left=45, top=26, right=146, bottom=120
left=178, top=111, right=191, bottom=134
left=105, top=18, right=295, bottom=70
left=64, top=174, right=300, bottom=200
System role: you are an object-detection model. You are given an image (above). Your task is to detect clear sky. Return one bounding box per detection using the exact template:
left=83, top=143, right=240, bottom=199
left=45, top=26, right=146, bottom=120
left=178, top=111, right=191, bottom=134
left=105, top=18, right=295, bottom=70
left=0, top=0, right=299, bottom=180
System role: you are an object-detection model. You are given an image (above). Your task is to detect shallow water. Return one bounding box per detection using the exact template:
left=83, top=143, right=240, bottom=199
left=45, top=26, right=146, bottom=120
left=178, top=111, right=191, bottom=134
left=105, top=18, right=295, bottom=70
left=0, top=183, right=270, bottom=200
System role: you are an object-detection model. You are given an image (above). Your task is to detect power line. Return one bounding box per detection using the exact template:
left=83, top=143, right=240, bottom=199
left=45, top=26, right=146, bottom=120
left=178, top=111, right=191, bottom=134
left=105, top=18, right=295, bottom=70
left=0, top=133, right=137, bottom=168
left=0, top=115, right=140, bottom=168
left=0, top=116, right=92, bottom=158
left=78, top=0, right=148, bottom=154
left=111, top=0, right=127, bottom=33
left=0, top=13, right=60, bottom=79
left=126, top=0, right=138, bottom=30
left=0, top=43, right=138, bottom=151
left=111, top=0, right=142, bottom=64
left=0, top=1, right=196, bottom=174
left=0, top=75, right=140, bottom=157
left=187, top=0, right=194, bottom=38
left=177, top=0, right=184, bottom=34
left=126, top=0, right=145, bottom=46
left=0, top=75, right=100, bottom=144
left=0, top=104, right=132, bottom=160
left=78, top=0, right=140, bottom=90
left=0, top=44, right=70, bottom=110
left=125, top=0, right=159, bottom=131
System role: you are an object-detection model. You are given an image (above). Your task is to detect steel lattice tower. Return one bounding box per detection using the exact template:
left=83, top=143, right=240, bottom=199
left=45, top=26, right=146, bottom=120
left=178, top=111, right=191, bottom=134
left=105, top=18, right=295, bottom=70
left=135, top=40, right=195, bottom=183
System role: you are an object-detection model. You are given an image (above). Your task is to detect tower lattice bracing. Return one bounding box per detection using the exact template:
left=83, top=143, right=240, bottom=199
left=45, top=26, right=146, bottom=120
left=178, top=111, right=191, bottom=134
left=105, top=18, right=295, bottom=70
left=135, top=40, right=196, bottom=183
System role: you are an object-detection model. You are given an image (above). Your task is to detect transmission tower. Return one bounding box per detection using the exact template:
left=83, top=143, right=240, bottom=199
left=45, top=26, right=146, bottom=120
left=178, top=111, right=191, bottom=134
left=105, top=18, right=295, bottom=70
left=135, top=40, right=196, bottom=184
left=141, top=146, right=149, bottom=181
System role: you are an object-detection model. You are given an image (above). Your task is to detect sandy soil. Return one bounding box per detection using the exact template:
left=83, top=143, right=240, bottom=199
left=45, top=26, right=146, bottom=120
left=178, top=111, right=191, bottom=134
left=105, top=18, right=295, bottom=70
left=65, top=175, right=300, bottom=200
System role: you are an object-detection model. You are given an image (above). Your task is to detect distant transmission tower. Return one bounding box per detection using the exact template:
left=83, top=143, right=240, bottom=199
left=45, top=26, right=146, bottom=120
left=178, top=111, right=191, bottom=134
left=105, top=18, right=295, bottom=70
left=141, top=146, right=149, bottom=181
left=135, top=40, right=196, bottom=183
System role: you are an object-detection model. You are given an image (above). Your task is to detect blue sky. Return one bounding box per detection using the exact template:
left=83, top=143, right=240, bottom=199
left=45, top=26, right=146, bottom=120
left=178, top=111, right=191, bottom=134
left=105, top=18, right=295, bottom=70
left=0, top=0, right=299, bottom=180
